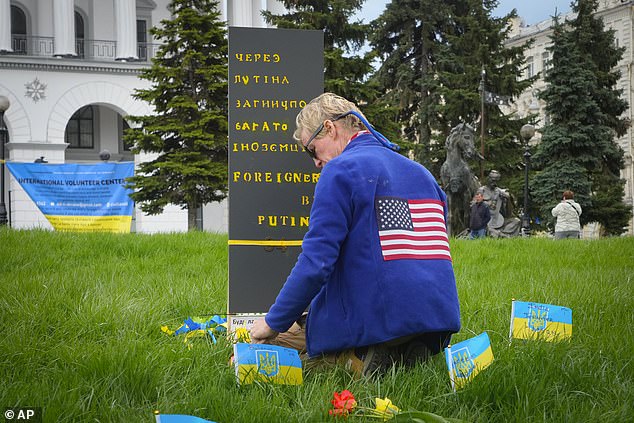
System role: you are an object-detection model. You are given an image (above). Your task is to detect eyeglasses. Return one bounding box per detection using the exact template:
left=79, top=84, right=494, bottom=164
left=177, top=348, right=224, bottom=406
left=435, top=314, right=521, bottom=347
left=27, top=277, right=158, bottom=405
left=302, top=113, right=350, bottom=160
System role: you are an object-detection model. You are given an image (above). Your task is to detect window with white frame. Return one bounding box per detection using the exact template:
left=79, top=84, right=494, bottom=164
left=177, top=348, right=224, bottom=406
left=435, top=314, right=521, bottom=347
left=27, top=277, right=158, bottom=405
left=526, top=56, right=534, bottom=79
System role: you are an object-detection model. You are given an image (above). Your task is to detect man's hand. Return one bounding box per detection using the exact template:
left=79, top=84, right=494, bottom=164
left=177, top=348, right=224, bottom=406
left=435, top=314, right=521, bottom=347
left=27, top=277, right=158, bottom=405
left=250, top=317, right=279, bottom=344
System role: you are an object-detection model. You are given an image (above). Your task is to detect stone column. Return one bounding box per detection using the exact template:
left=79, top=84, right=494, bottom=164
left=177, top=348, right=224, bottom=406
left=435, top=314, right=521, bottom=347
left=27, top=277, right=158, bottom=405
left=251, top=0, right=264, bottom=27
left=114, top=0, right=138, bottom=60
left=265, top=0, right=286, bottom=27
left=0, top=0, right=11, bottom=52
left=217, top=0, right=228, bottom=24
left=53, top=0, right=75, bottom=56
left=231, top=0, right=252, bottom=27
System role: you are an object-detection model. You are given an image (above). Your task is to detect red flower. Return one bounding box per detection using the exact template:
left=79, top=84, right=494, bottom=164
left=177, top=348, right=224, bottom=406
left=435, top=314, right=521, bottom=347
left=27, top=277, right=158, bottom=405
left=329, top=390, right=357, bottom=417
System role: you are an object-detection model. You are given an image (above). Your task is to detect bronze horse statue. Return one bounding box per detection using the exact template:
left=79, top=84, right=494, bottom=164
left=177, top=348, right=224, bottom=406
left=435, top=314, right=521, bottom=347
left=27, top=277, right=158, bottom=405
left=440, top=123, right=482, bottom=236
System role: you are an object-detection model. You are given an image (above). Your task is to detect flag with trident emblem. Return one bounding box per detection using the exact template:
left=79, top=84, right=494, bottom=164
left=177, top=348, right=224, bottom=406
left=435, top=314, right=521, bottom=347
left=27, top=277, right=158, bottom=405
left=233, top=343, right=302, bottom=385
left=444, top=332, right=494, bottom=390
left=510, top=300, right=573, bottom=342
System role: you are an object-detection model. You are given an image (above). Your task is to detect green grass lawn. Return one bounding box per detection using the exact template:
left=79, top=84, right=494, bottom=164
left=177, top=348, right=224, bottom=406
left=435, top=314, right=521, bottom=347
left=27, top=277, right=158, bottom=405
left=0, top=229, right=632, bottom=422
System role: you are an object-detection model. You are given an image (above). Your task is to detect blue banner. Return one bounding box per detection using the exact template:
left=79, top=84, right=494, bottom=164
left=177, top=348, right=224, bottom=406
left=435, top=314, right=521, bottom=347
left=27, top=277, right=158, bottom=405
left=7, top=162, right=135, bottom=232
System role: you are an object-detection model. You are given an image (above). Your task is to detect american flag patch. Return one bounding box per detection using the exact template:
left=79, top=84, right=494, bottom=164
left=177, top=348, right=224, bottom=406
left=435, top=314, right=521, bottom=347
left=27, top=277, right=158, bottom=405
left=375, top=197, right=451, bottom=261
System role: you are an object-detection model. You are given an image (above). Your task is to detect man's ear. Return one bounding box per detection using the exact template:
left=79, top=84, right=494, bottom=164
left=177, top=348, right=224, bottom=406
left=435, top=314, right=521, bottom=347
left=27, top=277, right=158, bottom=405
left=324, top=119, right=335, bottom=135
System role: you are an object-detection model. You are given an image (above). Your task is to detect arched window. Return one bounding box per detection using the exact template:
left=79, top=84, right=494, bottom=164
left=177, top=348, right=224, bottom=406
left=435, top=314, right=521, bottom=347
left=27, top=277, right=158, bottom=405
left=11, top=5, right=27, bottom=54
left=75, top=11, right=85, bottom=58
left=66, top=106, right=94, bottom=148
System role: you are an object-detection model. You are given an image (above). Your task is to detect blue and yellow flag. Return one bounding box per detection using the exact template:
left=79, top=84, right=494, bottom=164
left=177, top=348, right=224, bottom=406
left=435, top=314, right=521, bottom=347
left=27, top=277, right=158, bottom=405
left=445, top=332, right=494, bottom=390
left=233, top=343, right=302, bottom=385
left=510, top=300, right=572, bottom=342
left=154, top=412, right=216, bottom=423
left=161, top=315, right=227, bottom=347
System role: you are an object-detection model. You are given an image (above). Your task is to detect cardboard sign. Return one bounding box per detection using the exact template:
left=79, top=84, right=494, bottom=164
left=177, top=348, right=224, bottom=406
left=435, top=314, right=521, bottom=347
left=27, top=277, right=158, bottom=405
left=227, top=27, right=324, bottom=313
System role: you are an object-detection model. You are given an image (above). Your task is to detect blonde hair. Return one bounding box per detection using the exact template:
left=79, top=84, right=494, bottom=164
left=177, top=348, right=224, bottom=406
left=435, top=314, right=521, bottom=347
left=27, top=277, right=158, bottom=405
left=293, top=93, right=368, bottom=142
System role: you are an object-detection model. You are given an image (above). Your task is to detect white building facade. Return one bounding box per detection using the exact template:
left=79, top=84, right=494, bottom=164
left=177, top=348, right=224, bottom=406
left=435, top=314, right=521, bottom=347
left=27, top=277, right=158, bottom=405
left=505, top=0, right=634, bottom=235
left=0, top=0, right=284, bottom=233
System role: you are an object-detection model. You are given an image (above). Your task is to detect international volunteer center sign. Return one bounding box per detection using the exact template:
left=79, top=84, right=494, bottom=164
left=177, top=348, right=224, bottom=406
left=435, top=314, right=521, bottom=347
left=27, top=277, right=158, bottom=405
left=228, top=27, right=324, bottom=320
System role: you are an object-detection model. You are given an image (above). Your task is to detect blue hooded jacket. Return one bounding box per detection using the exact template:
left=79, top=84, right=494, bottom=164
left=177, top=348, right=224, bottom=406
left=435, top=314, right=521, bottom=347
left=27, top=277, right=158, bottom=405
left=265, top=132, right=461, bottom=357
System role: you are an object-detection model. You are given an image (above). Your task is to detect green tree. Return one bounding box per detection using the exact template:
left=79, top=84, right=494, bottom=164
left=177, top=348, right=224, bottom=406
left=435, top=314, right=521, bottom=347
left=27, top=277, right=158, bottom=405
left=262, top=1, right=401, bottom=142
left=124, top=0, right=228, bottom=230
left=533, top=1, right=631, bottom=235
left=370, top=0, right=451, bottom=168
left=370, top=0, right=533, bottom=184
left=438, top=0, right=533, bottom=186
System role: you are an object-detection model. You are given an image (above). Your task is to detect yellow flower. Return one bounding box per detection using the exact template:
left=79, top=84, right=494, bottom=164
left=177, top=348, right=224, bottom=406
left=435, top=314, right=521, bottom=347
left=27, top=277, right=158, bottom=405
left=235, top=327, right=251, bottom=343
left=373, top=397, right=400, bottom=421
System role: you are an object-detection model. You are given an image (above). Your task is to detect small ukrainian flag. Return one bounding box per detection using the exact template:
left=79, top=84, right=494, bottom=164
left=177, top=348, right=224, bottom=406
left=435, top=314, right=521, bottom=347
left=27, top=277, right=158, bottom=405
left=445, top=332, right=494, bottom=390
left=154, top=411, right=216, bottom=422
left=510, top=300, right=573, bottom=342
left=233, top=343, right=303, bottom=385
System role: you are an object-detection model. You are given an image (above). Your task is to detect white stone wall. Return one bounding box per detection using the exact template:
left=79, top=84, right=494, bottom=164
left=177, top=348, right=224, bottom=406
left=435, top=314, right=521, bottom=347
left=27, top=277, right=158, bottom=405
left=203, top=199, right=228, bottom=233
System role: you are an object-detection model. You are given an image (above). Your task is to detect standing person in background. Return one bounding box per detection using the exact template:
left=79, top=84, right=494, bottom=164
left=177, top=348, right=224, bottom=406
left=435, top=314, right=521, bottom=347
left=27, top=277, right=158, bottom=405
left=249, top=93, right=461, bottom=377
left=469, top=191, right=490, bottom=239
left=551, top=190, right=582, bottom=239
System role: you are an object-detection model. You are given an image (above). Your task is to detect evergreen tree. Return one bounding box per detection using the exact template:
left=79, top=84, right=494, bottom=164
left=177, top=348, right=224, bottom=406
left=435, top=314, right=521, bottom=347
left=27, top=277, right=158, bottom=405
left=261, top=1, right=394, bottom=128
left=532, top=1, right=630, bottom=235
left=370, top=0, right=451, bottom=168
left=370, top=0, right=533, bottom=184
left=572, top=0, right=631, bottom=234
left=438, top=0, right=533, bottom=187
left=124, top=0, right=228, bottom=231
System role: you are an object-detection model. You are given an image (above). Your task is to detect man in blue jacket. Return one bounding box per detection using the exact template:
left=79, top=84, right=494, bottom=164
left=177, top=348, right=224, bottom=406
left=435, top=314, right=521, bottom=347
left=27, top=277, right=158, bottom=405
left=250, top=93, right=461, bottom=376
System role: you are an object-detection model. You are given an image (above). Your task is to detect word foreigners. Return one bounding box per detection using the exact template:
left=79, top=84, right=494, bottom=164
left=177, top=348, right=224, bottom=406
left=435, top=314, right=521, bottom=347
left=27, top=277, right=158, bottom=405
left=232, top=171, right=320, bottom=184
